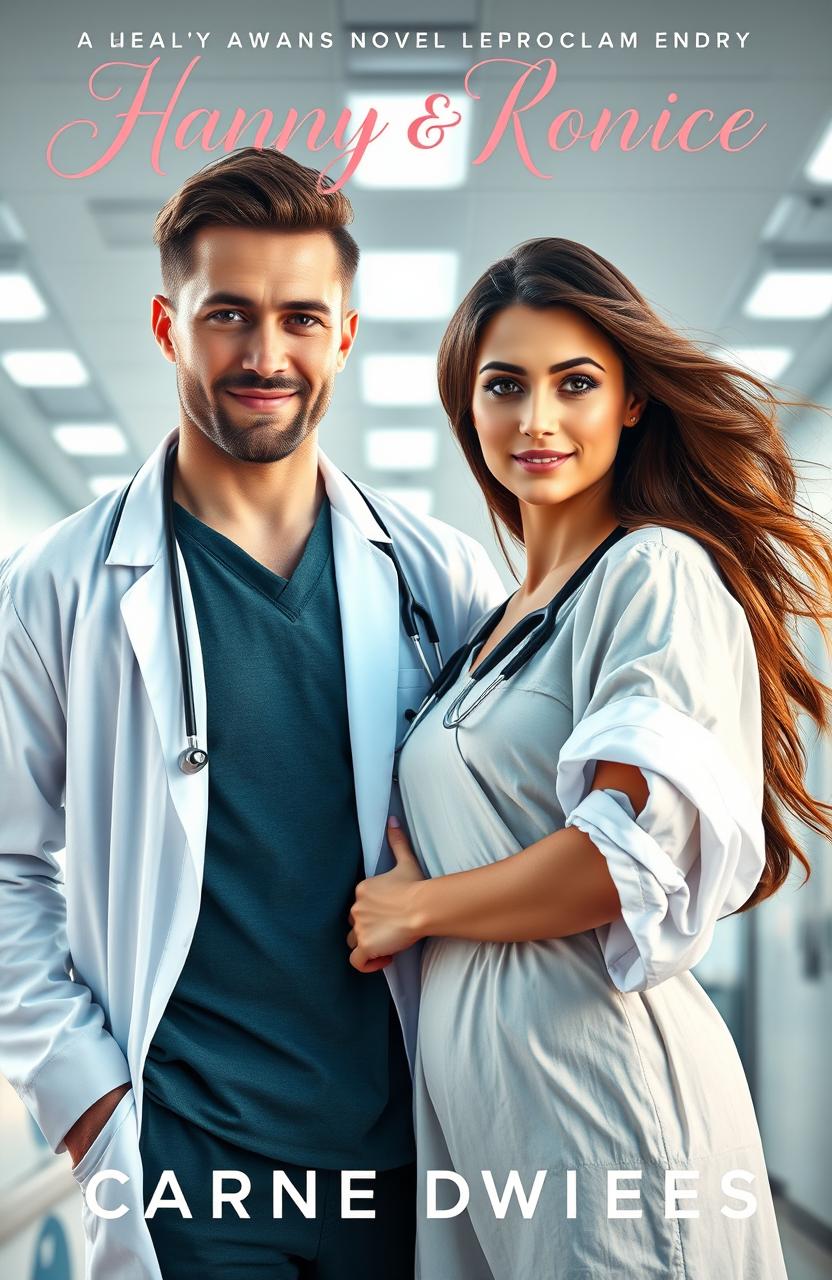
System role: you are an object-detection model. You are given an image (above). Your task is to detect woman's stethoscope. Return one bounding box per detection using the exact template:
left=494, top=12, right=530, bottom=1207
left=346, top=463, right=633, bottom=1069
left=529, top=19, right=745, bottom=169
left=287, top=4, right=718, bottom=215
left=104, top=437, right=444, bottom=775
left=394, top=522, right=630, bottom=769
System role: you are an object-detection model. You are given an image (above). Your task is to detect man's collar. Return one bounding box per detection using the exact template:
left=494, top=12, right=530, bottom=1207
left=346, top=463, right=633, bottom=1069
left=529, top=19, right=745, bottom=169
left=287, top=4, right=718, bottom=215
left=317, top=448, right=391, bottom=545
left=105, top=428, right=391, bottom=568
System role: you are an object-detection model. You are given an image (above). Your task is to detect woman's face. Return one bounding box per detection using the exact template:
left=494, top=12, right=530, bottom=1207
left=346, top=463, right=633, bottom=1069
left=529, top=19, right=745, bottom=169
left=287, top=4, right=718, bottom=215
left=471, top=304, right=644, bottom=509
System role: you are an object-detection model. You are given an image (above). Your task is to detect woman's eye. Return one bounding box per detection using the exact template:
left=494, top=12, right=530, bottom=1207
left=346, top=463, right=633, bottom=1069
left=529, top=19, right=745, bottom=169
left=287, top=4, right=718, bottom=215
left=484, top=377, right=523, bottom=397
left=561, top=373, right=597, bottom=394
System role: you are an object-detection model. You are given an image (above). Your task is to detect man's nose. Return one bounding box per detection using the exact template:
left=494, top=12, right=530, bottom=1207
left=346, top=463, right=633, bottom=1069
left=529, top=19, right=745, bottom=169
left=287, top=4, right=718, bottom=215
left=240, top=322, right=290, bottom=378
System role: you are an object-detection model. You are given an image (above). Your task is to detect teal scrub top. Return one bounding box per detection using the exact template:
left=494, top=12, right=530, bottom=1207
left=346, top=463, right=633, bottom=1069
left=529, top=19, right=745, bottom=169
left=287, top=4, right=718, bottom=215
left=142, top=497, right=414, bottom=1170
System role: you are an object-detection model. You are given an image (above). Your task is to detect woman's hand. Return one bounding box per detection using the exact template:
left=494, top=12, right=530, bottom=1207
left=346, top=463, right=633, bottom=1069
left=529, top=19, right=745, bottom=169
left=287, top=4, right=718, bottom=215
left=347, top=818, right=427, bottom=973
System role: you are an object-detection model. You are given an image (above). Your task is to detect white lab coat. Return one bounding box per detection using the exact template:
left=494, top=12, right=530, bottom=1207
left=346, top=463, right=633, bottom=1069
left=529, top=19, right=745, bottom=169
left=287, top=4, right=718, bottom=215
left=0, top=426, right=505, bottom=1279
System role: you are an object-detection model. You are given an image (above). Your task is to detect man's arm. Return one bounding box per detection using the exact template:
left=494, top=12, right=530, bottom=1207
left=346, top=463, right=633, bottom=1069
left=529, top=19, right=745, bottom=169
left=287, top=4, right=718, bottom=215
left=0, top=577, right=131, bottom=1157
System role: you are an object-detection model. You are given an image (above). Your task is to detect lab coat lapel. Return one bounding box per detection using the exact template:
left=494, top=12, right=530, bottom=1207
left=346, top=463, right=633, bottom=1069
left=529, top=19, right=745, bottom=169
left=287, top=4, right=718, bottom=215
left=119, top=556, right=209, bottom=881
left=328, top=495, right=400, bottom=878
left=106, top=428, right=209, bottom=880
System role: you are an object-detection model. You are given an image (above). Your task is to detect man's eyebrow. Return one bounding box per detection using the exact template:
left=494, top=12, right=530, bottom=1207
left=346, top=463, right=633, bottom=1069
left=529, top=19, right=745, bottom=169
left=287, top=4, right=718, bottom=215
left=199, top=292, right=332, bottom=318
left=477, top=357, right=607, bottom=375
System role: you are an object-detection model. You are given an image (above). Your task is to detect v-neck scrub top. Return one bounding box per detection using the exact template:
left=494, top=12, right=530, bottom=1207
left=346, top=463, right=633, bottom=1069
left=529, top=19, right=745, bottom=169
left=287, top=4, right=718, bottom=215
left=142, top=497, right=414, bottom=1171
left=397, top=526, right=787, bottom=1279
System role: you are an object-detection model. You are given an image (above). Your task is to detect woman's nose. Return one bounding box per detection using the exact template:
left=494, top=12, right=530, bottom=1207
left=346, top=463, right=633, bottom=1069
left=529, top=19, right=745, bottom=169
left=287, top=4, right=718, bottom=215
left=519, top=386, right=557, bottom=437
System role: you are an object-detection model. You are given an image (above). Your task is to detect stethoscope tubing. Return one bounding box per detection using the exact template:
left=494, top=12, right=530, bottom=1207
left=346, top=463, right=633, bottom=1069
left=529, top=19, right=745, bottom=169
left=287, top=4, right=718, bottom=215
left=106, top=438, right=443, bottom=776
left=396, top=522, right=631, bottom=754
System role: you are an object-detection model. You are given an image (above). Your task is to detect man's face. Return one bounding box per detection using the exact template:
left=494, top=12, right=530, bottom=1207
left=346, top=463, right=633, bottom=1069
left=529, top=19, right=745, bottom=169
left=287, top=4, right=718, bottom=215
left=154, top=226, right=357, bottom=463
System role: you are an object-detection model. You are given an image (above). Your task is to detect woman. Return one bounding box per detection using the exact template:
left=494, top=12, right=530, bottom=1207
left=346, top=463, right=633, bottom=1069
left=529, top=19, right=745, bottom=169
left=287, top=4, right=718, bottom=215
left=346, top=239, right=832, bottom=1278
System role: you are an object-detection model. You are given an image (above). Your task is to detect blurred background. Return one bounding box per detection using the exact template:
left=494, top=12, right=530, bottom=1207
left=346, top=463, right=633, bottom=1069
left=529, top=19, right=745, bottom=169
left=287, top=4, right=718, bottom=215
left=0, top=0, right=830, bottom=1276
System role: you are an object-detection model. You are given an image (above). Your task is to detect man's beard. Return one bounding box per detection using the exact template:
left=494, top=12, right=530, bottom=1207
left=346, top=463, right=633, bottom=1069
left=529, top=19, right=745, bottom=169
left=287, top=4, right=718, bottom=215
left=176, top=365, right=334, bottom=463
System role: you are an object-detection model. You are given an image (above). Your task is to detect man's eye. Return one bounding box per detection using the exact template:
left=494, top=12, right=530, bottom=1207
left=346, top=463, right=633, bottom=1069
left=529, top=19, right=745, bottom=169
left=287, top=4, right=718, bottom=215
left=484, top=377, right=523, bottom=397
left=208, top=310, right=245, bottom=323
left=288, top=314, right=321, bottom=328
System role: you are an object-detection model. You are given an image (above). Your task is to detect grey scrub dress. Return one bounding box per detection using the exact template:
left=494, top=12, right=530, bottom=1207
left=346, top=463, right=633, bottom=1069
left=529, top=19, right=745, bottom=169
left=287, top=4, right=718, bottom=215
left=397, top=526, right=788, bottom=1280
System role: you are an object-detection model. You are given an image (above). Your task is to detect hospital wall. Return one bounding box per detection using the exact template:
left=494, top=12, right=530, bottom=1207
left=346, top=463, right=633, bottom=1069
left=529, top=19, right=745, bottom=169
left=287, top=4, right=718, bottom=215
left=0, top=435, right=64, bottom=559
left=754, top=385, right=832, bottom=1233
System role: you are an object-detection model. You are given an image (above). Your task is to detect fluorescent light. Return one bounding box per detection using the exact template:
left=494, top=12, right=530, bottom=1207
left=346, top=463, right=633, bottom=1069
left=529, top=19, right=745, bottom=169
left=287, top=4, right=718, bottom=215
left=806, top=119, right=832, bottom=183
left=358, top=252, right=459, bottom=320
left=0, top=203, right=25, bottom=244
left=727, top=347, right=794, bottom=381
left=2, top=349, right=89, bottom=387
left=348, top=93, right=470, bottom=188
left=0, top=273, right=47, bottom=321
left=361, top=354, right=437, bottom=405
left=89, top=474, right=131, bottom=497
left=53, top=424, right=128, bottom=456
left=365, top=428, right=439, bottom=471
left=380, top=486, right=434, bottom=517
left=743, top=269, right=832, bottom=319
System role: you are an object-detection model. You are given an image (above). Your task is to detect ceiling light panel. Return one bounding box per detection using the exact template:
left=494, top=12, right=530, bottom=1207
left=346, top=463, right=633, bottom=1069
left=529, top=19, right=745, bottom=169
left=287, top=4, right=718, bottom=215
left=728, top=347, right=794, bottom=381
left=0, top=273, right=47, bottom=321
left=347, top=93, right=470, bottom=188
left=380, top=486, right=435, bottom=516
left=743, top=269, right=832, bottom=319
left=358, top=252, right=459, bottom=320
left=52, top=424, right=128, bottom=456
left=88, top=474, right=131, bottom=497
left=2, top=350, right=89, bottom=387
left=0, top=203, right=25, bottom=247
left=806, top=119, right=832, bottom=184
left=361, top=355, right=438, bottom=405
left=365, top=428, right=439, bottom=471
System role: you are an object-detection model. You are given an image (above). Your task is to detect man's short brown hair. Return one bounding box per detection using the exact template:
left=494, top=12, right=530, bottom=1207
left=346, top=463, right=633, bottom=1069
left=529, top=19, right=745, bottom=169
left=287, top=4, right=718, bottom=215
left=154, top=148, right=360, bottom=301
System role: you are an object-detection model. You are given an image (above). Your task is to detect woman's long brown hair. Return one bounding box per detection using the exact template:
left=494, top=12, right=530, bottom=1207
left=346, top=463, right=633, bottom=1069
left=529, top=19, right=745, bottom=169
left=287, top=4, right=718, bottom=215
left=437, top=237, right=832, bottom=909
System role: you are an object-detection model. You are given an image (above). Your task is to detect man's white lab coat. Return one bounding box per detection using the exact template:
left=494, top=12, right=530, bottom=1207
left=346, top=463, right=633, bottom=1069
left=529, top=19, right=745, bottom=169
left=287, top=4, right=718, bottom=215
left=0, top=427, right=505, bottom=1278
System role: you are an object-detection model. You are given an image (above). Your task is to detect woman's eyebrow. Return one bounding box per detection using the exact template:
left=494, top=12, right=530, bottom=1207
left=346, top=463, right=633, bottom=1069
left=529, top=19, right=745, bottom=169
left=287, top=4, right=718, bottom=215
left=477, top=356, right=606, bottom=375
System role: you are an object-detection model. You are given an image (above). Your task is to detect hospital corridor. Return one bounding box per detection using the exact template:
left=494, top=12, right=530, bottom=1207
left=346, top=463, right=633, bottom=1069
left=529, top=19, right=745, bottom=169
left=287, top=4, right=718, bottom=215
left=1, top=0, right=832, bottom=1276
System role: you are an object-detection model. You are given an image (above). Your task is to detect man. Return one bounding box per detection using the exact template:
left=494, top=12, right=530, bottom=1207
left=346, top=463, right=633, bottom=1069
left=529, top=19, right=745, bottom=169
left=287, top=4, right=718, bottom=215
left=0, top=147, right=504, bottom=1279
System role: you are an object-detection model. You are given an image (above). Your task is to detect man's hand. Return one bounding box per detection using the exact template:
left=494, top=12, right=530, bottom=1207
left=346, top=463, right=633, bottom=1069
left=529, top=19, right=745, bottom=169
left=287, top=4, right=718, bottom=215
left=347, top=818, right=426, bottom=973
left=64, top=1081, right=132, bottom=1168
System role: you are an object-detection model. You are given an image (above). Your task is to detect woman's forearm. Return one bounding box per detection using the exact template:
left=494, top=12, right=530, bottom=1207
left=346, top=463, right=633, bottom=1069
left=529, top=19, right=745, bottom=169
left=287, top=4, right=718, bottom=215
left=409, top=822, right=622, bottom=943
left=347, top=763, right=645, bottom=967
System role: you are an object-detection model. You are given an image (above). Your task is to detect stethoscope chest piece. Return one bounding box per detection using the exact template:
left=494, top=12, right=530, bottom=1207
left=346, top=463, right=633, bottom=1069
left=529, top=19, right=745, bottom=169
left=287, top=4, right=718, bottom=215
left=179, top=739, right=208, bottom=774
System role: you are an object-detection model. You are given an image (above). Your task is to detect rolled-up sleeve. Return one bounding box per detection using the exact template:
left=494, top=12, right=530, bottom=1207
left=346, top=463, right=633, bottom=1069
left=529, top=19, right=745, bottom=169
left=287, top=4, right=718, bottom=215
left=554, top=535, right=765, bottom=992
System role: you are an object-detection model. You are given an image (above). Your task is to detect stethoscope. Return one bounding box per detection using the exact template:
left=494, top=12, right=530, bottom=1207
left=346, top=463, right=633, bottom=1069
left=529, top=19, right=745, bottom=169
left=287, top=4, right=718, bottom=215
left=104, top=437, right=443, bottom=775
left=395, top=523, right=630, bottom=765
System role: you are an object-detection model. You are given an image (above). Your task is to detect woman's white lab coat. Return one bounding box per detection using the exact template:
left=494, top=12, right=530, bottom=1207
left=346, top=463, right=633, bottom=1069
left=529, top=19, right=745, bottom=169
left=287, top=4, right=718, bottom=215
left=397, top=527, right=787, bottom=1278
left=0, top=426, right=505, bottom=1279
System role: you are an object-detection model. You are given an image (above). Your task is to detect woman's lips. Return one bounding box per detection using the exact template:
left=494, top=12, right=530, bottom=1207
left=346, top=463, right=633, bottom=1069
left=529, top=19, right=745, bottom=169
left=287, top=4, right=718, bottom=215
left=225, top=388, right=297, bottom=413
left=512, top=451, right=575, bottom=473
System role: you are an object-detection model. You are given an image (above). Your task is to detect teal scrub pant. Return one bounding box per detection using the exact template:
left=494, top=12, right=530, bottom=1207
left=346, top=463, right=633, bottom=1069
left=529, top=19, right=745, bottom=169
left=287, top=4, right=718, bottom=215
left=139, top=1094, right=416, bottom=1279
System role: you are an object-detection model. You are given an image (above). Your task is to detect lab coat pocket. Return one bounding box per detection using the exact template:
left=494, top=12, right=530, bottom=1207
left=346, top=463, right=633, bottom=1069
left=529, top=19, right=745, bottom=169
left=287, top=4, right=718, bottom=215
left=397, top=667, right=430, bottom=689
left=74, top=1091, right=163, bottom=1280
left=70, top=1088, right=137, bottom=1187
left=397, top=667, right=430, bottom=722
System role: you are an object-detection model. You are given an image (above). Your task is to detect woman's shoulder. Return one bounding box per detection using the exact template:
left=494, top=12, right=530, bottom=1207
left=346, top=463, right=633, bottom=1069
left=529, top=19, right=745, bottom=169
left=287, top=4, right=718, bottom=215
left=604, top=523, right=724, bottom=586
left=578, top=523, right=745, bottom=635
left=572, top=526, right=760, bottom=689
